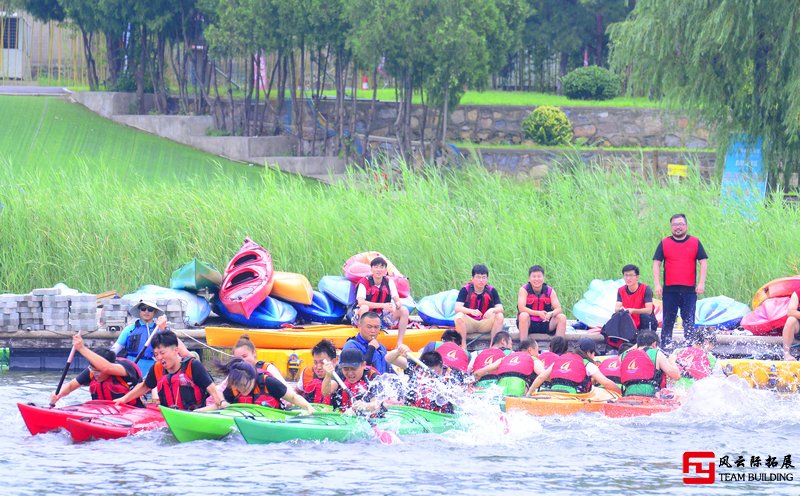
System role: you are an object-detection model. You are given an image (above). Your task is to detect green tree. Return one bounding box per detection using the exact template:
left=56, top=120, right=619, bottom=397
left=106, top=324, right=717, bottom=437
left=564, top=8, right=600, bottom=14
left=609, top=0, right=800, bottom=181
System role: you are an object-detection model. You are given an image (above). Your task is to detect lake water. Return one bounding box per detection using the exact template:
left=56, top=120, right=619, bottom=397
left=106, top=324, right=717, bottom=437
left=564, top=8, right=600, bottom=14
left=3, top=371, right=799, bottom=495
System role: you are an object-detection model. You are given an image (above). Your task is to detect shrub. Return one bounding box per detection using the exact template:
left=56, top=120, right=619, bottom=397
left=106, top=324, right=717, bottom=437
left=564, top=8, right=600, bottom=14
left=521, top=106, right=573, bottom=146
left=562, top=66, right=621, bottom=101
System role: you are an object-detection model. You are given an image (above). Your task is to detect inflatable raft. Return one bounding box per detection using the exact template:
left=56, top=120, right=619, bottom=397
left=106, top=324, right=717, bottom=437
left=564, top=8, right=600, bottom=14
left=720, top=359, right=800, bottom=392
left=256, top=348, right=314, bottom=380
left=505, top=388, right=620, bottom=416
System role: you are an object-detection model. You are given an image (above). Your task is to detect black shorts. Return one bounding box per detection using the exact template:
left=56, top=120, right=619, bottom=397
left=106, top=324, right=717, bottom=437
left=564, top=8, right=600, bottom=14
left=517, top=316, right=554, bottom=335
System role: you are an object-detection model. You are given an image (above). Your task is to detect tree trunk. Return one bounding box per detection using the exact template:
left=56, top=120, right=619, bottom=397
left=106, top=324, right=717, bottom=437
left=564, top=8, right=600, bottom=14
left=212, top=60, right=225, bottom=130
left=349, top=66, right=357, bottom=160
left=80, top=30, right=98, bottom=90
left=227, top=58, right=235, bottom=134
left=596, top=13, right=604, bottom=66
left=557, top=52, right=569, bottom=95
left=135, top=25, right=147, bottom=114
left=289, top=51, right=302, bottom=155
left=363, top=64, right=379, bottom=165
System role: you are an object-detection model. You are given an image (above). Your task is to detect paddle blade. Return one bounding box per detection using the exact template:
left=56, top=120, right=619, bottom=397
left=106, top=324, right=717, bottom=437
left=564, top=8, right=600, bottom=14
left=372, top=424, right=401, bottom=445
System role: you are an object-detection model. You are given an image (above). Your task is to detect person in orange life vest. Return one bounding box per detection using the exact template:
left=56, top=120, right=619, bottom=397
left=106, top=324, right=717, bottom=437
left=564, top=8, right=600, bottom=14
left=353, top=256, right=410, bottom=346
left=420, top=329, right=463, bottom=355
left=296, top=339, right=337, bottom=405
left=386, top=346, right=467, bottom=414
left=528, top=338, right=621, bottom=395
left=517, top=265, right=567, bottom=340
left=212, top=358, right=314, bottom=414
left=114, top=330, right=224, bottom=411
left=321, top=348, right=383, bottom=413
left=470, top=331, right=513, bottom=380
left=620, top=331, right=680, bottom=397
left=653, top=213, right=708, bottom=350
left=51, top=334, right=143, bottom=407
left=615, top=264, right=657, bottom=331
left=454, top=264, right=505, bottom=348
left=343, top=311, right=392, bottom=374
left=781, top=291, right=800, bottom=361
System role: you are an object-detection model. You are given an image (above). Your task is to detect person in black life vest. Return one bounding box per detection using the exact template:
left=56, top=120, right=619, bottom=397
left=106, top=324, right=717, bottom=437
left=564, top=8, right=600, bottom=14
left=615, top=264, right=657, bottom=331
left=454, top=264, right=505, bottom=349
left=353, top=256, right=410, bottom=346
left=51, top=334, right=144, bottom=407
left=528, top=338, right=621, bottom=395
left=111, top=300, right=168, bottom=378
left=321, top=348, right=383, bottom=413
left=781, top=291, right=800, bottom=361
left=114, top=330, right=224, bottom=411
left=296, top=339, right=337, bottom=405
left=653, top=213, right=708, bottom=350
left=214, top=358, right=314, bottom=414
left=620, top=331, right=680, bottom=397
left=516, top=265, right=567, bottom=340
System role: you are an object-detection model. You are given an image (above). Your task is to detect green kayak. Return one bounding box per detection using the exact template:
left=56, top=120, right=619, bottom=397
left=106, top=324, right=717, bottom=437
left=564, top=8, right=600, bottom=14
left=170, top=259, right=223, bottom=293
left=235, top=405, right=462, bottom=444
left=161, top=404, right=330, bottom=443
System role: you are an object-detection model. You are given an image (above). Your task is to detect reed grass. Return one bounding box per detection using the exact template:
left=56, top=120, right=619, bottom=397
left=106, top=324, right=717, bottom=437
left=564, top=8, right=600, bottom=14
left=1, top=96, right=798, bottom=316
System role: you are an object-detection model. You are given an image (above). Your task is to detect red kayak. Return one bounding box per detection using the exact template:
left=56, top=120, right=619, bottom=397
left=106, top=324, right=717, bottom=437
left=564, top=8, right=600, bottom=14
left=751, top=276, right=800, bottom=309
left=64, top=405, right=165, bottom=442
left=342, top=251, right=411, bottom=298
left=220, top=238, right=275, bottom=318
left=740, top=296, right=790, bottom=335
left=603, top=396, right=680, bottom=418
left=18, top=400, right=125, bottom=435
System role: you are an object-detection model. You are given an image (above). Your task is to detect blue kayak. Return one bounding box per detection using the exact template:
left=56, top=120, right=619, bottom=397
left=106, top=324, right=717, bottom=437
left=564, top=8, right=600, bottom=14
left=571, top=279, right=624, bottom=327
left=212, top=295, right=297, bottom=328
left=318, top=275, right=357, bottom=306
left=416, top=289, right=459, bottom=327
left=289, top=290, right=346, bottom=324
left=123, top=285, right=211, bottom=327
left=694, top=295, right=750, bottom=329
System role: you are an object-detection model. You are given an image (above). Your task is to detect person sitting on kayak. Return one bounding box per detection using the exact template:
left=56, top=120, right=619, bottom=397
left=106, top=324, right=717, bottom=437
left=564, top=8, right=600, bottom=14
left=615, top=264, right=657, bottom=332
left=620, top=331, right=681, bottom=397
left=344, top=311, right=392, bottom=374
left=296, top=339, right=337, bottom=405
left=114, top=330, right=224, bottom=411
left=517, top=265, right=567, bottom=340
left=352, top=256, right=410, bottom=346
left=322, top=348, right=383, bottom=413
left=454, top=264, right=505, bottom=348
left=214, top=358, right=314, bottom=414
left=528, top=338, right=621, bottom=395
left=386, top=346, right=467, bottom=413
left=51, top=334, right=144, bottom=407
left=781, top=291, right=800, bottom=361
left=672, top=328, right=719, bottom=384
left=420, top=329, right=463, bottom=355
left=475, top=338, right=547, bottom=396
left=470, top=331, right=514, bottom=384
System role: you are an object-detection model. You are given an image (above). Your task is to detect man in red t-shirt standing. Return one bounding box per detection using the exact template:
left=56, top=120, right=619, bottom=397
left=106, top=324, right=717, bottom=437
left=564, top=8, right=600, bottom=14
left=652, top=213, right=708, bottom=350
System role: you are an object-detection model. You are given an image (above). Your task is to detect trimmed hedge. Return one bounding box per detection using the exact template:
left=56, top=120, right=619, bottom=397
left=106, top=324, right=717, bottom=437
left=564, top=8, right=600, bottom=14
left=562, top=66, right=621, bottom=101
left=521, top=106, right=573, bottom=146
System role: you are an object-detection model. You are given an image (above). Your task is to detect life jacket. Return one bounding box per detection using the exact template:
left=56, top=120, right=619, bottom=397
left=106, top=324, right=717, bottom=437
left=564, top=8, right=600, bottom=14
left=463, top=282, right=494, bottom=319
left=88, top=358, right=144, bottom=407
left=471, top=347, right=507, bottom=375
left=495, top=352, right=537, bottom=386
left=617, top=283, right=649, bottom=328
left=336, top=367, right=379, bottom=411
left=598, top=356, right=622, bottom=385
left=661, top=236, right=700, bottom=287
left=412, top=367, right=455, bottom=414
left=153, top=358, right=205, bottom=411
left=523, top=283, right=553, bottom=322
left=436, top=342, right=470, bottom=372
left=620, top=348, right=665, bottom=396
left=360, top=276, right=392, bottom=305
left=124, top=320, right=157, bottom=361
left=538, top=351, right=559, bottom=370
left=675, top=347, right=712, bottom=380
left=229, top=372, right=282, bottom=409
left=300, top=367, right=332, bottom=405
left=549, top=353, right=592, bottom=394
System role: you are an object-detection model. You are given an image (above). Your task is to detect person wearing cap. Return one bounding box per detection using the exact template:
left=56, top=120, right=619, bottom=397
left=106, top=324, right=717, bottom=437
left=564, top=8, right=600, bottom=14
left=343, top=311, right=392, bottom=374
left=50, top=334, right=144, bottom=407
left=111, top=300, right=167, bottom=377
left=619, top=331, right=681, bottom=397
left=353, top=256, right=410, bottom=346
left=528, top=338, right=621, bottom=395
left=321, top=348, right=382, bottom=412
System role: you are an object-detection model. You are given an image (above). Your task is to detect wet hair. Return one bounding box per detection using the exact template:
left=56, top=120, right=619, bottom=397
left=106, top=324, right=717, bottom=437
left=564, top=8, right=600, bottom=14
left=517, top=338, right=539, bottom=352
left=528, top=265, right=544, bottom=275
left=94, top=348, right=117, bottom=363
left=361, top=311, right=381, bottom=322
left=370, top=256, right=388, bottom=267
left=311, top=339, right=337, bottom=359
left=233, top=334, right=256, bottom=354
left=636, top=331, right=659, bottom=348
left=693, top=328, right=717, bottom=347
left=151, top=330, right=178, bottom=349
left=549, top=336, right=568, bottom=355
left=670, top=213, right=687, bottom=223
left=218, top=357, right=257, bottom=391
left=491, top=331, right=512, bottom=347
left=622, top=264, right=639, bottom=275
left=440, top=329, right=463, bottom=346
left=471, top=264, right=489, bottom=276
left=421, top=351, right=444, bottom=368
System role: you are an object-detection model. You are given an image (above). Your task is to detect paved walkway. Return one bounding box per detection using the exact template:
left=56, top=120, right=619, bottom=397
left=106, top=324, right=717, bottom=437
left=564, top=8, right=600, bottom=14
left=0, top=86, right=70, bottom=96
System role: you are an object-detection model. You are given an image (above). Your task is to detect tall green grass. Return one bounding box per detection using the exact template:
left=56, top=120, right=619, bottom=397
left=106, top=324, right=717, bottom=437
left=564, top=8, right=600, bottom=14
left=1, top=96, right=798, bottom=316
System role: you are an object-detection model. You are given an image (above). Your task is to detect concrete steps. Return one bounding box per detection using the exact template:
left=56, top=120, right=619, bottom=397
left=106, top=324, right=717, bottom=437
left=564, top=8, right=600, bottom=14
left=249, top=156, right=348, bottom=183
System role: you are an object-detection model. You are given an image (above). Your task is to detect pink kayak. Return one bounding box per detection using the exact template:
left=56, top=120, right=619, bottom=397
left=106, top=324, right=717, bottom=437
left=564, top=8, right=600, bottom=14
left=220, top=238, right=275, bottom=318
left=740, top=296, right=790, bottom=335
left=64, top=405, right=165, bottom=442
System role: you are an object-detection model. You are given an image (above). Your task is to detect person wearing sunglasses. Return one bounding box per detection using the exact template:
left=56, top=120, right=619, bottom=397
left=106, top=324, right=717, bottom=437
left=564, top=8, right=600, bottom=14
left=111, top=300, right=169, bottom=376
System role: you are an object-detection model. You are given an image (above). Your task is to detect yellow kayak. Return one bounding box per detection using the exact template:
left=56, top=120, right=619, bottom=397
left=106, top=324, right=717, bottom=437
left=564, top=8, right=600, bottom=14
left=720, top=359, right=800, bottom=392
left=270, top=271, right=314, bottom=305
left=505, top=388, right=621, bottom=416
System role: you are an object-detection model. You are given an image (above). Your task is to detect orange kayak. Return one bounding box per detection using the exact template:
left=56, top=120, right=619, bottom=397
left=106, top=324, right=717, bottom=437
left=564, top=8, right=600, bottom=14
left=270, top=271, right=314, bottom=305
left=602, top=395, right=680, bottom=418
left=751, top=275, right=800, bottom=309
left=505, top=388, right=620, bottom=416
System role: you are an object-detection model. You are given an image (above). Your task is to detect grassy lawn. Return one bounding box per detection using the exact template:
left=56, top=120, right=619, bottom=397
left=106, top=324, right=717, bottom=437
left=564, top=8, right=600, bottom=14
left=454, top=142, right=715, bottom=153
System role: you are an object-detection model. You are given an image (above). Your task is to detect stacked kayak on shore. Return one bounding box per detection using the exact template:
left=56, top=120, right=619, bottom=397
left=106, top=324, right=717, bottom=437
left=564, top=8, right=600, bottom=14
left=18, top=401, right=165, bottom=441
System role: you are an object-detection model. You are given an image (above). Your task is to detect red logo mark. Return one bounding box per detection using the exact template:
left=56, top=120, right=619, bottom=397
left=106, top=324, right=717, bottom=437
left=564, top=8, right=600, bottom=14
left=683, top=451, right=716, bottom=484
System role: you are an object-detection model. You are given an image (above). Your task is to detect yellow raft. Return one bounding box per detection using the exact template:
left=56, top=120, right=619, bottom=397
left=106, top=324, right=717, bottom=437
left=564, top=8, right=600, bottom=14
left=505, top=388, right=621, bottom=416
left=256, top=348, right=313, bottom=381
left=720, top=359, right=800, bottom=392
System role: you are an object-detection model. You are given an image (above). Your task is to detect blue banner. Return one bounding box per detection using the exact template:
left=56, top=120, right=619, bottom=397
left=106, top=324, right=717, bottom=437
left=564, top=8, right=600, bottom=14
left=721, top=136, right=767, bottom=218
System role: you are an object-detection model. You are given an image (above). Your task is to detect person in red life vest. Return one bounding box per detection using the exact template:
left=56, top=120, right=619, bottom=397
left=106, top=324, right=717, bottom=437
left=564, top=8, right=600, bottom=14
left=620, top=331, right=680, bottom=397
left=114, top=330, right=224, bottom=411
left=781, top=291, right=800, bottom=361
left=454, top=264, right=505, bottom=348
left=321, top=348, right=383, bottom=413
left=386, top=346, right=467, bottom=413
left=419, top=329, right=463, bottom=355
left=598, top=356, right=622, bottom=390
left=51, top=333, right=144, bottom=407
left=352, top=256, right=410, bottom=346
left=653, top=213, right=708, bottom=349
left=528, top=338, right=621, bottom=395
left=516, top=265, right=567, bottom=340
left=469, top=331, right=514, bottom=382
left=615, top=264, right=657, bottom=332
left=213, top=358, right=314, bottom=414
left=671, top=328, right=719, bottom=382
left=344, top=311, right=392, bottom=374
left=296, top=339, right=337, bottom=405
left=476, top=338, right=548, bottom=396
left=534, top=336, right=568, bottom=391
